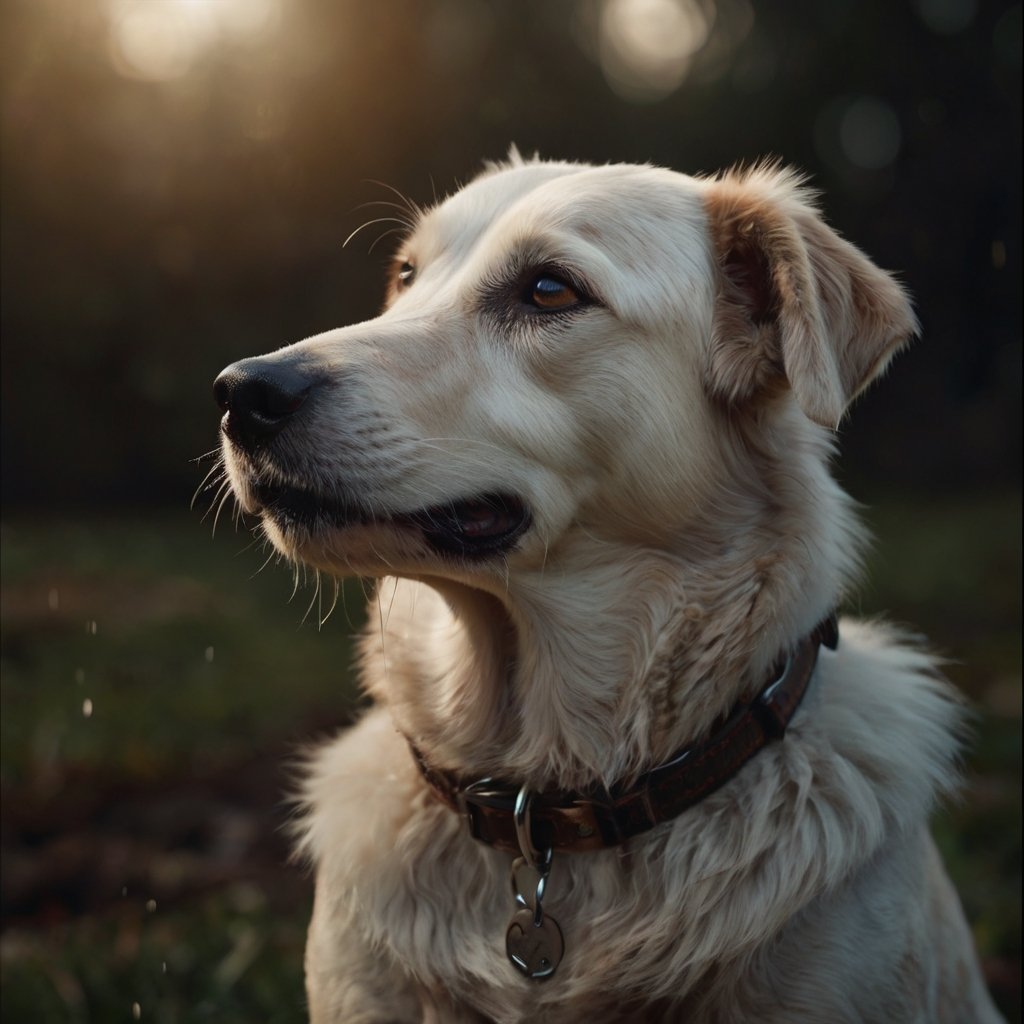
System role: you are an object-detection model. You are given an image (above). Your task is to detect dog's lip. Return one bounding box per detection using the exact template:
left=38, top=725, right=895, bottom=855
left=252, top=483, right=531, bottom=558
left=410, top=493, right=532, bottom=557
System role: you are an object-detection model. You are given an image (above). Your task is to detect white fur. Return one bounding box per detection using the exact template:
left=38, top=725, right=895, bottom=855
left=220, top=155, right=1002, bottom=1022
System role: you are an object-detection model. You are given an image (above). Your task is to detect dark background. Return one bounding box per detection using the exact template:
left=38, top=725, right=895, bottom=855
left=1, top=0, right=1020, bottom=1019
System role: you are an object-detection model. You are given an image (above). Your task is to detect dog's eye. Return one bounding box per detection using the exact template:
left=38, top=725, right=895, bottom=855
left=398, top=261, right=416, bottom=286
left=529, top=274, right=579, bottom=311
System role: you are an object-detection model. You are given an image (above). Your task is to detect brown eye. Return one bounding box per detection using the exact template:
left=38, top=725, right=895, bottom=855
left=398, top=261, right=415, bottom=285
left=529, top=274, right=579, bottom=310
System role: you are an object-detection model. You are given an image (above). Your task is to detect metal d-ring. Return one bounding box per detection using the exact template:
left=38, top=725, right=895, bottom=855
left=755, top=653, right=794, bottom=739
left=512, top=785, right=555, bottom=927
left=513, top=784, right=540, bottom=869
left=510, top=854, right=551, bottom=920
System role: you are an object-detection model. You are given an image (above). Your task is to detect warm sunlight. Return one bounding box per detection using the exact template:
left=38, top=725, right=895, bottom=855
left=107, top=0, right=280, bottom=81
left=598, top=0, right=716, bottom=100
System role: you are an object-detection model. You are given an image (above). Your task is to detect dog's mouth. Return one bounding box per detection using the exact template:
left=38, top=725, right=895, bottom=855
left=252, top=483, right=531, bottom=559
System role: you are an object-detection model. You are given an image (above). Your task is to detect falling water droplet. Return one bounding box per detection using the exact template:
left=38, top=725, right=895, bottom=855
left=82, top=698, right=94, bottom=718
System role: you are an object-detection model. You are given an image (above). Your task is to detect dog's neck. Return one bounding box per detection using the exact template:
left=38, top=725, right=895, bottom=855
left=362, top=415, right=862, bottom=791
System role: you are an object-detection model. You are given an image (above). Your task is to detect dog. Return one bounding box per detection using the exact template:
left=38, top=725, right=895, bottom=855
left=212, top=153, right=1003, bottom=1022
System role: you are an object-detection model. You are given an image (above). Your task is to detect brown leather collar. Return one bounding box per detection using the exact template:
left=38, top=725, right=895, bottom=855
left=410, top=614, right=839, bottom=854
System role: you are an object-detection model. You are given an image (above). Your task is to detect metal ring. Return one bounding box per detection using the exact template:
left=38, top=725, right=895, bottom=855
left=511, top=852, right=553, bottom=911
left=532, top=871, right=548, bottom=927
left=535, top=863, right=549, bottom=903
left=513, top=784, right=539, bottom=868
left=510, top=856, right=531, bottom=909
left=758, top=654, right=792, bottom=704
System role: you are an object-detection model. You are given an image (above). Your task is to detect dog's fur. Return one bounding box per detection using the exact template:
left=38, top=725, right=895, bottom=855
left=216, top=154, right=1002, bottom=1022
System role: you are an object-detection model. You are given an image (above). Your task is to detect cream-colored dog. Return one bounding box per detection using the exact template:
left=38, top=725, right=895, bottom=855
left=213, top=154, right=1003, bottom=1022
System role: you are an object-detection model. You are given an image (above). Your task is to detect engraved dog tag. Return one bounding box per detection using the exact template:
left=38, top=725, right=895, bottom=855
left=505, top=907, right=564, bottom=980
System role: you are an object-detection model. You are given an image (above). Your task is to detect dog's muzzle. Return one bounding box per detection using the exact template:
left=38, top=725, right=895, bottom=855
left=212, top=353, right=533, bottom=559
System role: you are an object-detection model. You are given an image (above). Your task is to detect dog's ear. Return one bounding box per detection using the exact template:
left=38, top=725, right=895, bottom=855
left=702, top=165, right=918, bottom=428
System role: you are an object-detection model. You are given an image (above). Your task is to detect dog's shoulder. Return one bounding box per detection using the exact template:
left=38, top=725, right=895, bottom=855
left=292, top=708, right=422, bottom=872
left=805, top=616, right=965, bottom=814
left=744, top=615, right=966, bottom=895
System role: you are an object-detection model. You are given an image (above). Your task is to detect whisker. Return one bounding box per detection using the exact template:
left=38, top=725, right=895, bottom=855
left=412, top=437, right=512, bottom=459
left=191, top=464, right=225, bottom=512
left=343, top=216, right=409, bottom=250
left=191, top=447, right=223, bottom=465
left=211, top=486, right=235, bottom=537
left=301, top=570, right=322, bottom=627
left=320, top=577, right=341, bottom=627
left=201, top=477, right=231, bottom=524
left=368, top=539, right=395, bottom=571
left=365, top=179, right=423, bottom=220
left=368, top=227, right=406, bottom=255
left=250, top=548, right=277, bottom=580
left=383, top=576, right=400, bottom=630
left=351, top=199, right=417, bottom=226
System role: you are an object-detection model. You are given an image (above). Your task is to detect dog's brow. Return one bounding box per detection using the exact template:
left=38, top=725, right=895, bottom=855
left=483, top=239, right=590, bottom=291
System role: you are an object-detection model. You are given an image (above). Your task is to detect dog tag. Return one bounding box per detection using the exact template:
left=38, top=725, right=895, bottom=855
left=505, top=907, right=564, bottom=980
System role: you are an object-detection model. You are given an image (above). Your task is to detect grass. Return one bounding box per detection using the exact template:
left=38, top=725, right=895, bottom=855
left=2, top=515, right=364, bottom=1021
left=1, top=494, right=1020, bottom=1018
left=1, top=517, right=367, bottom=783
left=1, top=883, right=310, bottom=1024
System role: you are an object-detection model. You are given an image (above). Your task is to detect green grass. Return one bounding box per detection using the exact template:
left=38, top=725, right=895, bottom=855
left=2, top=515, right=363, bottom=1022
left=1, top=883, right=310, bottom=1024
left=1, top=517, right=367, bottom=783
left=1, top=495, right=1019, bottom=1018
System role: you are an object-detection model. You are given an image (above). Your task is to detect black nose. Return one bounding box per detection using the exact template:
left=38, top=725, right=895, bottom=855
left=213, top=356, right=315, bottom=450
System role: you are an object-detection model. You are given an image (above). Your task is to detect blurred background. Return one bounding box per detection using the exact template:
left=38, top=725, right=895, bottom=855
left=1, top=0, right=1019, bottom=1019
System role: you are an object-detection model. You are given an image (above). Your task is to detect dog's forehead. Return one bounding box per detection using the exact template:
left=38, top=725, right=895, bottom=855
left=416, top=162, right=708, bottom=265
left=413, top=162, right=579, bottom=258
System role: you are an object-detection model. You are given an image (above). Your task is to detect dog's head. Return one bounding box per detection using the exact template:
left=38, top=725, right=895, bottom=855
left=213, top=155, right=916, bottom=586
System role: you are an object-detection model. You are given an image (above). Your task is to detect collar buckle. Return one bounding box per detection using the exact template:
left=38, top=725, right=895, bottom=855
left=457, top=778, right=512, bottom=844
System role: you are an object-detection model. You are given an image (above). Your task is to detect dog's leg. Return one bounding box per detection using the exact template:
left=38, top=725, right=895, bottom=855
left=305, top=887, right=422, bottom=1024
left=305, top=885, right=491, bottom=1024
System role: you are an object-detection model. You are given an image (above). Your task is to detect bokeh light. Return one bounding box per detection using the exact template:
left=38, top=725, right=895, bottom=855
left=839, top=96, right=902, bottom=170
left=914, top=0, right=978, bottom=34
left=597, top=0, right=716, bottom=101
left=814, top=94, right=903, bottom=176
left=107, top=0, right=280, bottom=81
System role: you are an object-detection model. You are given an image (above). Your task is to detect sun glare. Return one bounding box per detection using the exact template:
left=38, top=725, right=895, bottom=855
left=599, top=0, right=715, bottom=101
left=107, top=0, right=280, bottom=81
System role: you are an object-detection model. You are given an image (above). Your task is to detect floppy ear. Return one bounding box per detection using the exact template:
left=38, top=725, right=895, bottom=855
left=702, top=165, right=918, bottom=428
